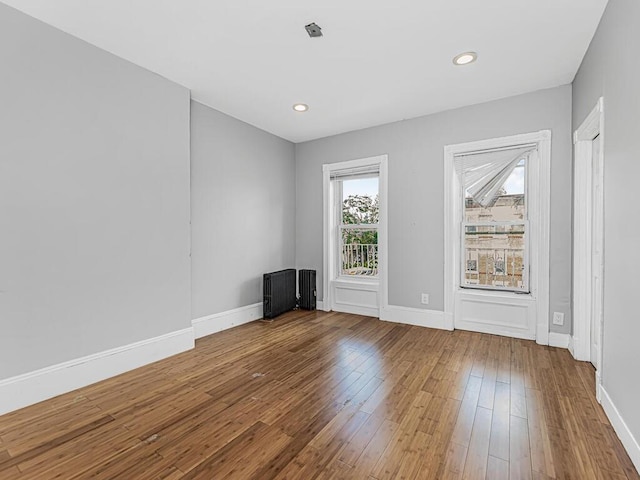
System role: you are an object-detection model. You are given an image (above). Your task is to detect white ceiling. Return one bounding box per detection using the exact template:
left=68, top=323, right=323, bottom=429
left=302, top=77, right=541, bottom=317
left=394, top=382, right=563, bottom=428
left=3, top=0, right=608, bottom=142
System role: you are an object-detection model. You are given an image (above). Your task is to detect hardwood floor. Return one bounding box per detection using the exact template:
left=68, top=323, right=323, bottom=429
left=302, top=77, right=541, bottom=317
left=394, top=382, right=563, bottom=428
left=0, top=310, right=637, bottom=479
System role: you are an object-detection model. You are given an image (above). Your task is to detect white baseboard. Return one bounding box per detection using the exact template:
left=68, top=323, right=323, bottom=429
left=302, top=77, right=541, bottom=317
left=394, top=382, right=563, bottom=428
left=548, top=332, right=571, bottom=349
left=316, top=300, right=324, bottom=311
left=0, top=327, right=194, bottom=416
left=599, top=385, right=640, bottom=475
left=192, top=302, right=263, bottom=339
left=568, top=335, right=575, bottom=357
left=333, top=304, right=379, bottom=318
left=0, top=301, right=267, bottom=416
left=380, top=305, right=451, bottom=330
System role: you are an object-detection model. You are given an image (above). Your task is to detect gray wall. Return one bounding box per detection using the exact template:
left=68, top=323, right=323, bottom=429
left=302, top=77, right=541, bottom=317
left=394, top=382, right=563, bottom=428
left=190, top=101, right=295, bottom=318
left=573, top=0, right=640, bottom=447
left=0, top=4, right=191, bottom=379
left=296, top=85, right=573, bottom=334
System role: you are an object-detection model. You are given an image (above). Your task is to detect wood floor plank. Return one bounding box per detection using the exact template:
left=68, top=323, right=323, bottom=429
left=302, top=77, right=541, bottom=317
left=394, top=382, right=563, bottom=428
left=349, top=419, right=400, bottom=478
left=440, top=441, right=468, bottom=480
left=0, top=415, right=115, bottom=471
left=0, top=310, right=636, bottom=480
left=489, top=381, right=510, bottom=462
left=526, top=387, right=556, bottom=478
left=338, top=413, right=386, bottom=466
left=510, top=414, right=533, bottom=480
left=450, top=375, right=482, bottom=447
left=462, top=406, right=492, bottom=480
left=486, top=455, right=509, bottom=480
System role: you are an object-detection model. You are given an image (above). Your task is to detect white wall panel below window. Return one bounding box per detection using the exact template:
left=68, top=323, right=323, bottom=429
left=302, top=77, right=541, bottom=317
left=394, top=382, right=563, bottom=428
left=332, top=280, right=379, bottom=318
left=455, top=291, right=536, bottom=339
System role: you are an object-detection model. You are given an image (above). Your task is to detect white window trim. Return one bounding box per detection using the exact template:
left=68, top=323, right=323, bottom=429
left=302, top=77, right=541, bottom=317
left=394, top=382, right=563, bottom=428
left=572, top=98, right=604, bottom=398
left=322, top=155, right=388, bottom=314
left=444, top=131, right=551, bottom=345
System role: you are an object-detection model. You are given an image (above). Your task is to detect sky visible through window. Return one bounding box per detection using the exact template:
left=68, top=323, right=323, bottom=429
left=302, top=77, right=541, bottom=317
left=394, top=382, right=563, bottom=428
left=503, top=163, right=525, bottom=195
left=343, top=178, right=378, bottom=198
left=465, top=161, right=525, bottom=198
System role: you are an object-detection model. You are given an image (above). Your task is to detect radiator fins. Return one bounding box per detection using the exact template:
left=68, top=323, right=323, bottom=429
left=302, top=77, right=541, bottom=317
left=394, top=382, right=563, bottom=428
left=263, top=269, right=297, bottom=319
left=299, top=269, right=317, bottom=311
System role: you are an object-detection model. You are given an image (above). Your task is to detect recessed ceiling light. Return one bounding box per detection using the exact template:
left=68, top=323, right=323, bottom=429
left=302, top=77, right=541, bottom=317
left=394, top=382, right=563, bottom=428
left=293, top=103, right=309, bottom=112
left=453, top=51, right=477, bottom=66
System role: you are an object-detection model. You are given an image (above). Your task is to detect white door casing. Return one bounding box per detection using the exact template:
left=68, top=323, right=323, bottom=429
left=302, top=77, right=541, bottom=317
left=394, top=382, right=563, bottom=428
left=591, top=135, right=603, bottom=369
left=573, top=97, right=605, bottom=399
left=444, top=131, right=551, bottom=343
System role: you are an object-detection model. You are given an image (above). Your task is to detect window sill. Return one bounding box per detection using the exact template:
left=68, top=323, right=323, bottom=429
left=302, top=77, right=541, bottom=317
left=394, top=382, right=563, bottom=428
left=458, top=287, right=534, bottom=300
left=334, top=277, right=379, bottom=291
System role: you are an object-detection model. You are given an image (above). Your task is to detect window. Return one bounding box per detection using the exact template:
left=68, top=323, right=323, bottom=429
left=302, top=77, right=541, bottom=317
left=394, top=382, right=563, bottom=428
left=323, top=155, right=387, bottom=316
left=456, top=147, right=533, bottom=292
left=333, top=174, right=379, bottom=277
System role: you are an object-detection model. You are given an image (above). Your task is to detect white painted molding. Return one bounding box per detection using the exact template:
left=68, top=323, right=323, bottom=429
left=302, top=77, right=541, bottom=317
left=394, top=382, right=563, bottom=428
left=574, top=97, right=604, bottom=144
left=380, top=305, right=450, bottom=330
left=573, top=97, right=605, bottom=386
left=316, top=300, right=324, bottom=310
left=0, top=327, right=194, bottom=416
left=548, top=332, right=570, bottom=349
left=192, top=302, right=263, bottom=339
left=323, top=154, right=388, bottom=317
left=322, top=164, right=332, bottom=313
left=335, top=303, right=379, bottom=318
left=444, top=130, right=551, bottom=344
left=378, top=156, right=390, bottom=316
left=536, top=131, right=552, bottom=346
left=600, top=385, right=640, bottom=475
left=568, top=335, right=575, bottom=357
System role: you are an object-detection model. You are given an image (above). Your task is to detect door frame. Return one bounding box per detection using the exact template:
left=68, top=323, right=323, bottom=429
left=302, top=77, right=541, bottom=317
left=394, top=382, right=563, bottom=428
left=322, top=155, right=389, bottom=317
left=572, top=97, right=605, bottom=398
left=443, top=130, right=551, bottom=344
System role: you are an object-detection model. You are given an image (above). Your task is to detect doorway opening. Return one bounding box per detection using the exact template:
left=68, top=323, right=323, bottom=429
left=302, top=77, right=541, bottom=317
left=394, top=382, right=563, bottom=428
left=573, top=97, right=605, bottom=399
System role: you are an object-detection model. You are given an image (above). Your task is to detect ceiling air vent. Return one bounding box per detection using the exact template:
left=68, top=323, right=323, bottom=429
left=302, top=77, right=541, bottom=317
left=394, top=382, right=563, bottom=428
left=305, top=22, right=323, bottom=38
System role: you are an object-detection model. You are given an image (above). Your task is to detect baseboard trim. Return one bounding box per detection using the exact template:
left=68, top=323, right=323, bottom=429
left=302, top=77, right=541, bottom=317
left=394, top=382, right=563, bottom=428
left=380, top=305, right=450, bottom=330
left=192, top=302, right=263, bottom=339
left=333, top=303, right=379, bottom=318
left=548, top=332, right=571, bottom=349
left=600, top=385, right=640, bottom=474
left=568, top=335, right=575, bottom=357
left=316, top=300, right=324, bottom=311
left=0, top=327, right=194, bottom=416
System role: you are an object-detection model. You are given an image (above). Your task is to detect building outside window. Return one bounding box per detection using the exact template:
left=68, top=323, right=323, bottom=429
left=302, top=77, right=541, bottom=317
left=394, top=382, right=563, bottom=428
left=458, top=149, right=531, bottom=292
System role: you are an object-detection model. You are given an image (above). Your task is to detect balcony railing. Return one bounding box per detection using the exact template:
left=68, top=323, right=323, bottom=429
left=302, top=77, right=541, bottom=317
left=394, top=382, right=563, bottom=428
left=464, top=247, right=525, bottom=290
left=341, top=244, right=378, bottom=276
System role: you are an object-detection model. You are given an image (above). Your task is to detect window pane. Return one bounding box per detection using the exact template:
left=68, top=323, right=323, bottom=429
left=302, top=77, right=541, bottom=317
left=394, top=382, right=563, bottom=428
left=341, top=228, right=378, bottom=276
left=464, top=160, right=526, bottom=223
left=342, top=178, right=379, bottom=225
left=463, top=224, right=526, bottom=290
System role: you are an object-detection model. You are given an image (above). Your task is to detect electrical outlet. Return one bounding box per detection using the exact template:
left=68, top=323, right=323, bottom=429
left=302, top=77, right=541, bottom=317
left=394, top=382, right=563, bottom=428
left=421, top=293, right=430, bottom=305
left=552, top=312, right=565, bottom=326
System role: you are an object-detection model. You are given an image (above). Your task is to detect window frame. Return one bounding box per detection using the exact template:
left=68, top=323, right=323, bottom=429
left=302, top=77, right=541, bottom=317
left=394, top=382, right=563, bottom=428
left=443, top=130, right=551, bottom=344
left=334, top=177, right=380, bottom=279
left=459, top=157, right=530, bottom=293
left=322, top=155, right=388, bottom=316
